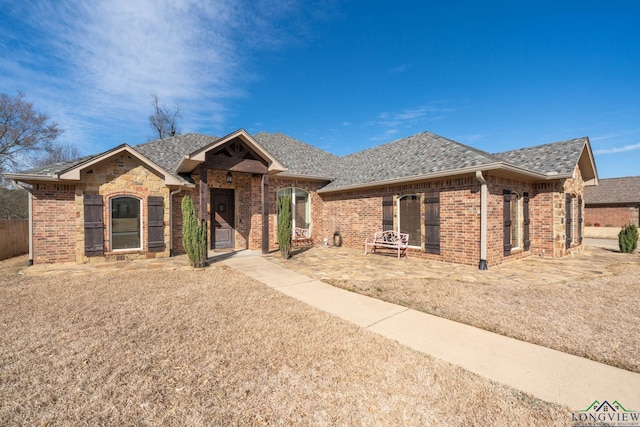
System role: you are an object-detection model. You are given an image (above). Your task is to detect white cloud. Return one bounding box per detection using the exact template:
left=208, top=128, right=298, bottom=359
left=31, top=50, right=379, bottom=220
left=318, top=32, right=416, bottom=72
left=1, top=0, right=308, bottom=152
left=377, top=105, right=454, bottom=128
left=594, top=143, right=640, bottom=154
left=388, top=64, right=412, bottom=74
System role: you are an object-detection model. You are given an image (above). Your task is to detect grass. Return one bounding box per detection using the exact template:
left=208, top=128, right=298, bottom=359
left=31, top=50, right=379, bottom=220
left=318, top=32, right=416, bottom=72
left=0, top=255, right=572, bottom=426
left=328, top=253, right=640, bottom=373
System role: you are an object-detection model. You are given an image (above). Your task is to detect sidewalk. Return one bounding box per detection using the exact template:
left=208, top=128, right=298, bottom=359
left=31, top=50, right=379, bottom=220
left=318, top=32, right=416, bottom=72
left=220, top=250, right=640, bottom=411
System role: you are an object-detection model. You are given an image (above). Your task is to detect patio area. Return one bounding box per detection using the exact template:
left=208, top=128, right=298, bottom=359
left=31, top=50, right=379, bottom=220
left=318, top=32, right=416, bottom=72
left=264, top=242, right=627, bottom=286
left=21, top=240, right=627, bottom=284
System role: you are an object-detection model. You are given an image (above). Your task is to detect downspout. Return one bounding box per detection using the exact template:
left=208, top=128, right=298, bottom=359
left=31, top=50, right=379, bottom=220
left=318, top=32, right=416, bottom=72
left=475, top=171, right=488, bottom=270
left=169, top=187, right=183, bottom=257
left=12, top=181, right=33, bottom=266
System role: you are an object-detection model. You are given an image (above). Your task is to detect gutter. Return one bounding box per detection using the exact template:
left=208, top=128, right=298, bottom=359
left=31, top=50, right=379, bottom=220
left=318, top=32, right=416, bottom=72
left=11, top=181, right=34, bottom=266
left=475, top=171, right=488, bottom=270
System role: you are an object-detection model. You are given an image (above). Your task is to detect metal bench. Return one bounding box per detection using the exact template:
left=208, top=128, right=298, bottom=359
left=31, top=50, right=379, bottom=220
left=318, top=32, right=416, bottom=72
left=364, top=230, right=409, bottom=259
left=291, top=227, right=313, bottom=247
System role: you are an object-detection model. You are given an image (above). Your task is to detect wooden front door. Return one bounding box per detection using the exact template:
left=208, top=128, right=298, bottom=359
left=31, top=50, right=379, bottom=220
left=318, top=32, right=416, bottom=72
left=211, top=189, right=235, bottom=249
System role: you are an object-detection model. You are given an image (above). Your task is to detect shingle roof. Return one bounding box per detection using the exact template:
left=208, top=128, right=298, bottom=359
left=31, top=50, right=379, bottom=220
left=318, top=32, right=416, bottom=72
left=584, top=176, right=640, bottom=205
left=320, top=131, right=502, bottom=190
left=134, top=133, right=219, bottom=172
left=18, top=154, right=96, bottom=177
left=14, top=133, right=219, bottom=183
left=252, top=132, right=342, bottom=178
left=493, top=137, right=588, bottom=175
left=7, top=130, right=593, bottom=192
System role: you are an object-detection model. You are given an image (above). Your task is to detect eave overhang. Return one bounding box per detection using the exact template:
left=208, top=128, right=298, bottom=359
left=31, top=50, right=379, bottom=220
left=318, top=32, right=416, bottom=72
left=317, top=162, right=566, bottom=194
left=5, top=144, right=193, bottom=187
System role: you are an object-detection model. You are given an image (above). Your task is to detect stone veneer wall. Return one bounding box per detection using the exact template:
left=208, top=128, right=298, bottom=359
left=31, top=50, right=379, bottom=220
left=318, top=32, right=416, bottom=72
left=555, top=165, right=586, bottom=257
left=76, top=154, right=171, bottom=263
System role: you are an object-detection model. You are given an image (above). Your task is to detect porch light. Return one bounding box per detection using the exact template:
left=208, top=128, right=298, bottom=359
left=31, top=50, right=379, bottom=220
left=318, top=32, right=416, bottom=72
left=226, top=171, right=233, bottom=183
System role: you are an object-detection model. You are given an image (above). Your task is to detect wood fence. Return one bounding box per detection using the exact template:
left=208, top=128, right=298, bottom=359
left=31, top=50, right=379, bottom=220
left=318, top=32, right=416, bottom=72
left=0, top=219, right=29, bottom=260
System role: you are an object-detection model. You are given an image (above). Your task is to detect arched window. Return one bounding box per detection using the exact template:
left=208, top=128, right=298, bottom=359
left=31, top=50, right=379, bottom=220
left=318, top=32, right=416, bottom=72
left=111, top=196, right=142, bottom=250
left=277, top=188, right=311, bottom=231
left=399, top=195, right=421, bottom=247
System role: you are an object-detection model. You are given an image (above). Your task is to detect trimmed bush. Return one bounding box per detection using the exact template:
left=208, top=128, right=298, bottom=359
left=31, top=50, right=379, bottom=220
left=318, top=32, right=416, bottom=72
left=618, top=223, right=638, bottom=253
left=277, top=193, right=292, bottom=259
left=181, top=195, right=208, bottom=267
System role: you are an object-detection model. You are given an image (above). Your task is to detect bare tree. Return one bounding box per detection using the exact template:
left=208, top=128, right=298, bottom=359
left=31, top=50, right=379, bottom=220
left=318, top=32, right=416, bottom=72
left=149, top=94, right=181, bottom=140
left=0, top=92, right=63, bottom=174
left=34, top=143, right=81, bottom=167
left=0, top=186, right=28, bottom=219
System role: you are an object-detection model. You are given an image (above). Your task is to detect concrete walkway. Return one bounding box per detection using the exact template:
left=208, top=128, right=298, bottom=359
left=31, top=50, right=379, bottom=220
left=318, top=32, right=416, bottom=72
left=219, top=250, right=640, bottom=411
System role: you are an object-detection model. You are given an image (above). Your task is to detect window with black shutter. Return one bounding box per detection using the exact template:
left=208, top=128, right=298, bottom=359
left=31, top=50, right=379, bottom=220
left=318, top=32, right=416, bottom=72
left=565, top=193, right=572, bottom=249
left=424, top=194, right=440, bottom=254
left=382, top=196, right=394, bottom=231
left=84, top=194, right=104, bottom=256
left=523, top=192, right=530, bottom=250
left=148, top=196, right=165, bottom=252
left=503, top=190, right=512, bottom=256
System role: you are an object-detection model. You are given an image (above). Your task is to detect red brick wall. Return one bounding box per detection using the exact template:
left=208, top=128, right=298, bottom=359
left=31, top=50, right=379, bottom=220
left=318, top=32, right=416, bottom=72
left=32, top=183, right=76, bottom=263
left=584, top=206, right=639, bottom=227
left=320, top=176, right=484, bottom=265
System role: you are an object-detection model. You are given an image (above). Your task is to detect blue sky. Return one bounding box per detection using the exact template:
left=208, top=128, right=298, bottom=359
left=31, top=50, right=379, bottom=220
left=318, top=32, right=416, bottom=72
left=1, top=0, right=638, bottom=178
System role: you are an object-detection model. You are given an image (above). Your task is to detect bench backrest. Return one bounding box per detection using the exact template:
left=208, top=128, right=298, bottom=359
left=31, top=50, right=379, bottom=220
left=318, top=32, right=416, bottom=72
left=293, top=227, right=310, bottom=239
left=373, top=230, right=409, bottom=245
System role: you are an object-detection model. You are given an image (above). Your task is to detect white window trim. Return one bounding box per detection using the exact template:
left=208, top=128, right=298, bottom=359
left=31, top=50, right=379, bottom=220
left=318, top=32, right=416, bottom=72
left=277, top=187, right=312, bottom=234
left=110, top=196, right=143, bottom=252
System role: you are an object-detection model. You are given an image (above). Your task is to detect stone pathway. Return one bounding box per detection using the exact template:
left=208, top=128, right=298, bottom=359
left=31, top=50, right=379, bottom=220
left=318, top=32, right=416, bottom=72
left=265, top=244, right=631, bottom=286
left=21, top=243, right=634, bottom=289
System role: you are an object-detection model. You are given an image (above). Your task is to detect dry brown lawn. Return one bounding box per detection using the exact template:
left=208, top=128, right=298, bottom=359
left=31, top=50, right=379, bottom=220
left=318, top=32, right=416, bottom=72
left=329, top=255, right=640, bottom=373
left=0, top=255, right=571, bottom=426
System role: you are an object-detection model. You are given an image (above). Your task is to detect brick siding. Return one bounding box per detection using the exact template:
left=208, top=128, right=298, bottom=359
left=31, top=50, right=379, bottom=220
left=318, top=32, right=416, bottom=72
left=584, top=206, right=639, bottom=227
left=32, top=183, right=76, bottom=263
left=29, top=160, right=586, bottom=267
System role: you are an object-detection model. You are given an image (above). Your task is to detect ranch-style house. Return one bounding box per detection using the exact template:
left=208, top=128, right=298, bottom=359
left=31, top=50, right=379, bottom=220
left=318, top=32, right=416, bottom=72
left=5, top=129, right=598, bottom=269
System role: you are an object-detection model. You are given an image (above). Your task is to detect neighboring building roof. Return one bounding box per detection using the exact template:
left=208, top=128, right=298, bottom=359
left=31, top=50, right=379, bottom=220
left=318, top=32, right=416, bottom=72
left=5, top=129, right=598, bottom=192
left=584, top=176, right=640, bottom=205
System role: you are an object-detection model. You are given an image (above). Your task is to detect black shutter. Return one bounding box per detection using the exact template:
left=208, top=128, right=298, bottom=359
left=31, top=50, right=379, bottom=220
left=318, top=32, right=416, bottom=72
left=523, top=192, right=530, bottom=251
left=503, top=190, right=511, bottom=256
left=382, top=196, right=394, bottom=231
left=148, top=196, right=165, bottom=252
left=578, top=195, right=583, bottom=244
left=424, top=194, right=440, bottom=254
left=565, top=193, right=572, bottom=249
left=84, top=194, right=104, bottom=256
